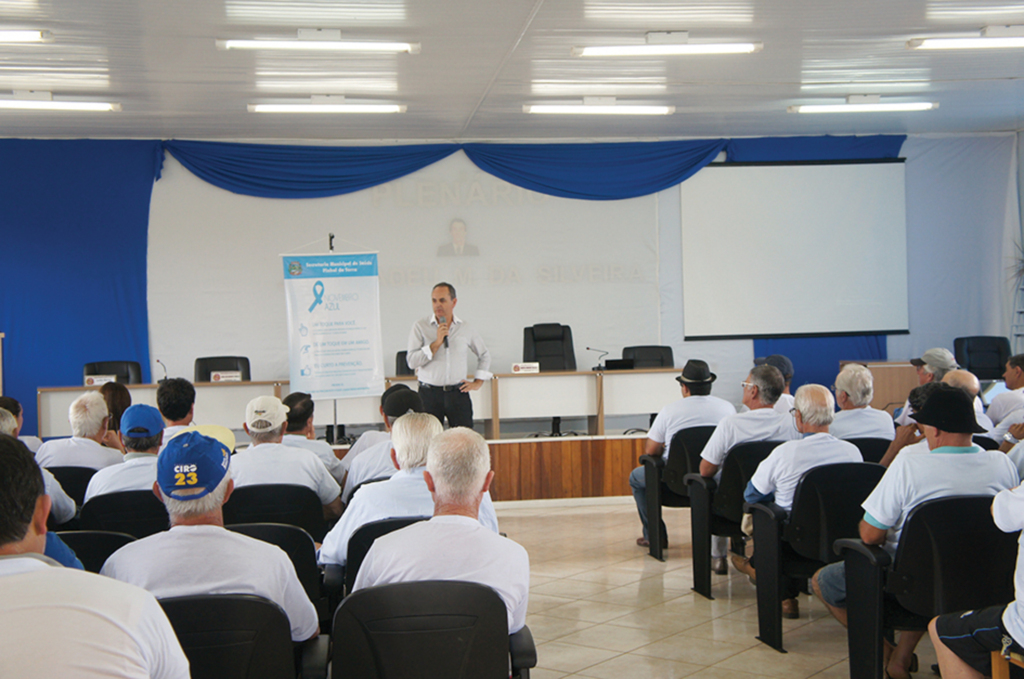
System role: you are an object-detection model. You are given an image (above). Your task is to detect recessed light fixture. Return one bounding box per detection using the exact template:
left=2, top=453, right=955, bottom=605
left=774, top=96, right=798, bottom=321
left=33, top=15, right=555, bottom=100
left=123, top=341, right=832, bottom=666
left=0, top=90, right=120, bottom=111
left=525, top=96, right=674, bottom=115
left=788, top=95, right=937, bottom=113
left=0, top=29, right=52, bottom=43
left=908, top=25, right=1024, bottom=50
left=218, top=28, right=420, bottom=53
left=573, top=31, right=762, bottom=57
left=247, top=95, right=405, bottom=113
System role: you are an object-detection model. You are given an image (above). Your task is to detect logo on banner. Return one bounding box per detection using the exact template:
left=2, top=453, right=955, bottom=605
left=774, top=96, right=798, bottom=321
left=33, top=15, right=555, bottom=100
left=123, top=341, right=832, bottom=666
left=308, top=280, right=325, bottom=312
left=287, top=261, right=303, bottom=276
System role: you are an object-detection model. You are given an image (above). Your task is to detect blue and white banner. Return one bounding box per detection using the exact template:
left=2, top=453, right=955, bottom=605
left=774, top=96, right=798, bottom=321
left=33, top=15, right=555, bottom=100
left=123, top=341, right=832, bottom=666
left=282, top=253, right=385, bottom=400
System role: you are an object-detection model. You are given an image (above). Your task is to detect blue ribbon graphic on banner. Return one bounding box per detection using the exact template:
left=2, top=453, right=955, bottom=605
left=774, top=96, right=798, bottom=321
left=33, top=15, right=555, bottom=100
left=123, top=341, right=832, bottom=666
left=308, top=281, right=325, bottom=312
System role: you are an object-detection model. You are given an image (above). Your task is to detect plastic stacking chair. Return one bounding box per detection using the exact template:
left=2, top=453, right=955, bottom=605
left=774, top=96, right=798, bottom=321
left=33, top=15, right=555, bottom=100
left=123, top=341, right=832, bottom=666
left=845, top=438, right=891, bottom=464
left=45, top=466, right=97, bottom=506
left=56, top=530, right=136, bottom=573
left=222, top=484, right=328, bottom=542
left=79, top=490, right=170, bottom=538
left=974, top=435, right=1000, bottom=450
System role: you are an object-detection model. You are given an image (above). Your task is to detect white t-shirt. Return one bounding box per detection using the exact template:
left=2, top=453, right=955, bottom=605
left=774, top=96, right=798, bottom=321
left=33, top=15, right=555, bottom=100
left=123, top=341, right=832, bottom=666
left=988, top=388, right=1024, bottom=426
left=41, top=467, right=76, bottom=524
left=101, top=524, right=318, bottom=642
left=230, top=442, right=341, bottom=506
left=18, top=435, right=43, bottom=453
left=700, top=407, right=801, bottom=479
left=340, top=430, right=390, bottom=473
left=84, top=454, right=158, bottom=503
left=354, top=515, right=530, bottom=633
left=749, top=433, right=863, bottom=511
left=738, top=393, right=795, bottom=415
left=993, top=409, right=1024, bottom=443
left=35, top=436, right=124, bottom=470
left=157, top=425, right=190, bottom=452
left=829, top=407, right=896, bottom=441
left=862, top=446, right=1019, bottom=553
left=342, top=439, right=398, bottom=503
left=647, top=394, right=736, bottom=461
left=282, top=434, right=346, bottom=485
left=319, top=468, right=499, bottom=566
left=1005, top=442, right=1024, bottom=480
left=0, top=554, right=188, bottom=679
left=992, top=485, right=1024, bottom=644
left=898, top=439, right=931, bottom=456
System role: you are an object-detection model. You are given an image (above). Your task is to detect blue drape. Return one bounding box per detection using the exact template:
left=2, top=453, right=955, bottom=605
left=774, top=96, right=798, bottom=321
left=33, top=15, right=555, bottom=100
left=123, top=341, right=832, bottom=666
left=753, top=336, right=888, bottom=397
left=0, top=140, right=161, bottom=435
left=726, top=135, right=906, bottom=162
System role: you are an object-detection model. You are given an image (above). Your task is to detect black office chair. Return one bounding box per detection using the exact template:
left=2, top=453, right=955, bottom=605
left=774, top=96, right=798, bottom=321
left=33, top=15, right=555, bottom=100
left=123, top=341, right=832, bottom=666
left=80, top=490, right=170, bottom=538
left=954, top=336, right=1011, bottom=381
left=845, top=437, right=891, bottom=464
left=344, top=516, right=429, bottom=594
left=622, top=345, right=674, bottom=369
left=745, top=462, right=885, bottom=652
left=56, top=530, right=136, bottom=573
left=223, top=484, right=329, bottom=542
left=160, top=594, right=329, bottom=679
left=975, top=435, right=1000, bottom=450
left=194, top=355, right=251, bottom=382
left=523, top=323, right=576, bottom=372
left=332, top=580, right=537, bottom=679
left=45, top=466, right=97, bottom=506
left=638, top=426, right=716, bottom=561
left=836, top=495, right=1019, bottom=679
left=395, top=350, right=414, bottom=376
left=685, top=440, right=780, bottom=599
left=83, top=361, right=143, bottom=384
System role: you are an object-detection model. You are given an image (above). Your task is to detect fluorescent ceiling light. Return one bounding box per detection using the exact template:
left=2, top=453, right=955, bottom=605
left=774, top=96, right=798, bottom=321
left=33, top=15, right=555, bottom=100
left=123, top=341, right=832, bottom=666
left=524, top=103, right=674, bottom=115
left=0, top=99, right=119, bottom=111
left=0, top=29, right=51, bottom=42
left=218, top=29, right=419, bottom=53
left=248, top=96, right=405, bottom=113
left=908, top=25, right=1024, bottom=49
left=789, top=95, right=937, bottom=113
left=574, top=30, right=761, bottom=56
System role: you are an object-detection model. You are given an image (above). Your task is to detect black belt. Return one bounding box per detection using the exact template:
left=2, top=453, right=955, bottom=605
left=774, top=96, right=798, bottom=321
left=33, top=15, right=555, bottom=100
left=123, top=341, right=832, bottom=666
left=419, top=382, right=459, bottom=392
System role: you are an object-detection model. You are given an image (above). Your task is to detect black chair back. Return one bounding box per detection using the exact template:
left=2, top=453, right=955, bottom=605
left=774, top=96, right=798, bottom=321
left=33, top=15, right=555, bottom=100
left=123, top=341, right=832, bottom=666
left=523, top=323, right=576, bottom=371
left=974, top=435, right=1000, bottom=450
left=345, top=516, right=429, bottom=593
left=194, top=356, right=251, bottom=382
left=888, top=495, right=1019, bottom=617
left=160, top=594, right=296, bottom=679
left=83, top=361, right=143, bottom=384
left=622, top=345, right=674, bottom=369
left=80, top=490, right=170, bottom=538
left=223, top=484, right=328, bottom=542
left=845, top=438, right=891, bottom=464
left=663, top=426, right=716, bottom=496
left=784, top=462, right=885, bottom=563
left=56, top=530, right=136, bottom=573
left=395, top=351, right=414, bottom=376
left=46, top=466, right=97, bottom=506
left=954, top=336, right=1011, bottom=381
left=332, top=580, right=510, bottom=679
left=711, top=441, right=778, bottom=523
left=227, top=523, right=320, bottom=606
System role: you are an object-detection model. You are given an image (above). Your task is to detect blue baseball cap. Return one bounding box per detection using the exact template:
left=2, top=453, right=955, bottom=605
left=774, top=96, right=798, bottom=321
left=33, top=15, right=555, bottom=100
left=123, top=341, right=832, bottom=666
left=157, top=431, right=231, bottom=500
left=120, top=404, right=164, bottom=438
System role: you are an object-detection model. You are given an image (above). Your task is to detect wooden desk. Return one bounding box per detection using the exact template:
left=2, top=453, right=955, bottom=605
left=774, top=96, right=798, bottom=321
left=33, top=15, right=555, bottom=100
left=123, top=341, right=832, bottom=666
left=840, top=360, right=918, bottom=414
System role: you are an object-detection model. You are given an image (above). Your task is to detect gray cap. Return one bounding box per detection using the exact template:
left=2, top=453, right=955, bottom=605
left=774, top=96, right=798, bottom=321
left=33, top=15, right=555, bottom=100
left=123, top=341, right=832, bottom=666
left=910, top=347, right=958, bottom=372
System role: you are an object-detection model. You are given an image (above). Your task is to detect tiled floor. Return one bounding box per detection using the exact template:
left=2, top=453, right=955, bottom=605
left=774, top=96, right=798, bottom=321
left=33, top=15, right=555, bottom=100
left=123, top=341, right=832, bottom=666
left=494, top=496, right=938, bottom=679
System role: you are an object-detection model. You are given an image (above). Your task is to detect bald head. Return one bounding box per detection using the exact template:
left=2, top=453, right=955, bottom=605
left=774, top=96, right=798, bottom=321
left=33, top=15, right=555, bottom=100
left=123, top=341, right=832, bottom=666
left=942, top=369, right=981, bottom=397
left=793, top=384, right=835, bottom=429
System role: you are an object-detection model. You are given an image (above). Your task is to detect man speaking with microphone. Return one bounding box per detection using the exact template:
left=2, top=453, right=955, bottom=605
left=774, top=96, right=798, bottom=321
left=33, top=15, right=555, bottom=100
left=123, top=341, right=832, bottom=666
left=406, top=282, right=491, bottom=428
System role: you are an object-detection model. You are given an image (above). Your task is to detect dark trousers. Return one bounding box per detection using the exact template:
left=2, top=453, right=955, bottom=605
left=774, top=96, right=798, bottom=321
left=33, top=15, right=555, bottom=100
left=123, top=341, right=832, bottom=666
left=419, top=384, right=474, bottom=428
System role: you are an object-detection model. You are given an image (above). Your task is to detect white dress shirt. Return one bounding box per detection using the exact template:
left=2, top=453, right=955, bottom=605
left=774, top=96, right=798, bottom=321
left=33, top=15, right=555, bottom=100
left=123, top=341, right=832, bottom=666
left=407, top=313, right=492, bottom=387
left=342, top=439, right=398, bottom=503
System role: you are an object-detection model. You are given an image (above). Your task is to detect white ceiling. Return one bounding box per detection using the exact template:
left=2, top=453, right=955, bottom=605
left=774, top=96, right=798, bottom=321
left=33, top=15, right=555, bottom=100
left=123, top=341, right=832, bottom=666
left=2, top=0, right=1024, bottom=141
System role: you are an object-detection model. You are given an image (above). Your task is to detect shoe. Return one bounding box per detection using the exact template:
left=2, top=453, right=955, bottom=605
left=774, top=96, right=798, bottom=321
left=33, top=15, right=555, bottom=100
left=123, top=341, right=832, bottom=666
left=636, top=537, right=650, bottom=547
left=712, top=557, right=728, bottom=575
left=782, top=598, right=799, bottom=619
left=730, top=554, right=757, bottom=583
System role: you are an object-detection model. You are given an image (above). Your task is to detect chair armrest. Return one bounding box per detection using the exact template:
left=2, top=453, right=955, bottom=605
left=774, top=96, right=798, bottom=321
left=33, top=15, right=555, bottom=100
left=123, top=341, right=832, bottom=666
left=638, top=454, right=665, bottom=469
left=744, top=501, right=786, bottom=522
left=684, top=472, right=717, bottom=493
left=300, top=634, right=330, bottom=679
left=510, top=625, right=537, bottom=677
left=322, top=563, right=345, bottom=593
left=833, top=538, right=892, bottom=568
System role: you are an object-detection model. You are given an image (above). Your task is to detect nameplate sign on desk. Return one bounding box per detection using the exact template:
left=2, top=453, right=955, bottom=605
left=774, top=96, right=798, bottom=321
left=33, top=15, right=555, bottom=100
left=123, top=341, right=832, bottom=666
left=84, top=375, right=116, bottom=386
left=210, top=370, right=242, bottom=382
left=511, top=363, right=540, bottom=374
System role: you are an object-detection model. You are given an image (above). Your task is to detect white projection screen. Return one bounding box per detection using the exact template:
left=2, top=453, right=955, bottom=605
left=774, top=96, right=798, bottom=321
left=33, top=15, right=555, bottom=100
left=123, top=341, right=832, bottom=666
left=680, top=161, right=909, bottom=339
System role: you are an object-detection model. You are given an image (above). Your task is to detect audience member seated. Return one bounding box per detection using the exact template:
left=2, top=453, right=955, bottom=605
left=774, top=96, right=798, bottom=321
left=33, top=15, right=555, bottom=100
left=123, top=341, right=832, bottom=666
left=101, top=431, right=319, bottom=642
left=987, top=353, right=1024, bottom=426
left=828, top=364, right=896, bottom=441
left=628, top=359, right=736, bottom=547
left=699, top=364, right=800, bottom=574
left=929, top=482, right=1024, bottom=679
left=340, top=384, right=411, bottom=474
left=84, top=404, right=164, bottom=503
left=879, top=383, right=943, bottom=467
left=232, top=396, right=342, bottom=519
left=0, top=434, right=188, bottom=678
left=812, top=384, right=1018, bottom=679
left=36, top=392, right=123, bottom=470
left=354, top=427, right=529, bottom=633
left=739, top=355, right=796, bottom=414
left=0, top=407, right=75, bottom=525
left=280, top=391, right=345, bottom=485
left=894, top=348, right=958, bottom=426
left=731, top=384, right=862, bottom=618
left=0, top=396, right=43, bottom=453
left=942, top=369, right=995, bottom=436
left=156, top=377, right=195, bottom=449
left=343, top=388, right=426, bottom=503
left=99, top=381, right=132, bottom=453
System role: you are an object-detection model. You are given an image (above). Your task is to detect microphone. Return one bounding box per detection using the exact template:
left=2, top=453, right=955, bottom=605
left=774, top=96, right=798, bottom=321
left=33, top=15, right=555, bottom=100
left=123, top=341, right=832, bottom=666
left=586, top=347, right=609, bottom=371
left=440, top=316, right=448, bottom=348
left=156, top=359, right=168, bottom=382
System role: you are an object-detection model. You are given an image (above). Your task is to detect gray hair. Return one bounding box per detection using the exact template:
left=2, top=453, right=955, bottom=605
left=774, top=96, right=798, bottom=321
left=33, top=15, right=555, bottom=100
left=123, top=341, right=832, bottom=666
left=0, top=408, right=16, bottom=436
left=391, top=412, right=443, bottom=470
left=835, top=364, right=874, bottom=407
left=794, top=384, right=835, bottom=427
left=123, top=433, right=162, bottom=453
left=749, top=365, right=784, bottom=406
left=70, top=392, right=108, bottom=438
left=160, top=471, right=231, bottom=520
left=249, top=422, right=284, bottom=445
left=923, top=362, right=952, bottom=381
left=426, top=427, right=491, bottom=506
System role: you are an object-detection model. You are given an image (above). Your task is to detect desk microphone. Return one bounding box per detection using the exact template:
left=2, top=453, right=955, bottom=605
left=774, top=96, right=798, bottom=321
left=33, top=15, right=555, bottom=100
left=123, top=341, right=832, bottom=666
left=156, top=359, right=168, bottom=382
left=440, top=316, right=448, bottom=348
left=586, top=347, right=609, bottom=371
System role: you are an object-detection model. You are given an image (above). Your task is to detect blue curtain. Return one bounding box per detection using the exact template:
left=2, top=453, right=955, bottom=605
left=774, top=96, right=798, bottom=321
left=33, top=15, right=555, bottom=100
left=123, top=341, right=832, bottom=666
left=726, top=135, right=906, bottom=162
left=753, top=336, right=888, bottom=397
left=0, top=140, right=162, bottom=435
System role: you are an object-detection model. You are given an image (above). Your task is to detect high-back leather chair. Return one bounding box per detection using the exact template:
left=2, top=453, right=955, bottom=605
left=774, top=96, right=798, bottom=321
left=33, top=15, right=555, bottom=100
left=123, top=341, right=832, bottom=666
left=954, top=336, right=1011, bottom=381
left=222, top=484, right=328, bottom=542
left=622, top=345, right=674, bottom=369
left=395, top=351, right=414, bottom=376
left=80, top=490, right=170, bottom=538
left=83, top=361, right=142, bottom=384
left=194, top=356, right=251, bottom=382
left=56, top=530, right=136, bottom=573
left=523, top=324, right=576, bottom=372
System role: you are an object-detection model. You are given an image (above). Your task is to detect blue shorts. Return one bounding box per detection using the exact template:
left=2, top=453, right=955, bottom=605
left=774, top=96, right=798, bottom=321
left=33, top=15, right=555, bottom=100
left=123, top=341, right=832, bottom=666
left=815, top=562, right=846, bottom=608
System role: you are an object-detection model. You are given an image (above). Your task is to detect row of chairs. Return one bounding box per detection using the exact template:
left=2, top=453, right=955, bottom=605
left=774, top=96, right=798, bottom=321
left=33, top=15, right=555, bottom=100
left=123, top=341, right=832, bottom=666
left=84, top=356, right=251, bottom=384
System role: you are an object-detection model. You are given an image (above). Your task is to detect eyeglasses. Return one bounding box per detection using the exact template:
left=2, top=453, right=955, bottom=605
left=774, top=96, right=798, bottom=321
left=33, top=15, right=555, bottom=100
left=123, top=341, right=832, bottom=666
left=829, top=384, right=836, bottom=392
left=740, top=381, right=754, bottom=389
left=789, top=407, right=798, bottom=418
